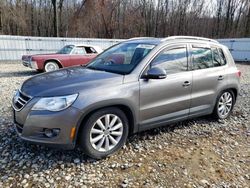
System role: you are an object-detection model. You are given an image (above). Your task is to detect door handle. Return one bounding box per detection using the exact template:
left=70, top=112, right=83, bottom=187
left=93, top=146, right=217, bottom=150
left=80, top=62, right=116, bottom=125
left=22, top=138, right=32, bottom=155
left=218, top=75, right=224, bottom=80
left=183, top=81, right=191, bottom=87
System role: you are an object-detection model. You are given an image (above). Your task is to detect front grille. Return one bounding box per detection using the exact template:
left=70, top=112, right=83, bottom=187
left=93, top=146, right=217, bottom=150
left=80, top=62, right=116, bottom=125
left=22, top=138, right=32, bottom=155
left=13, top=90, right=31, bottom=111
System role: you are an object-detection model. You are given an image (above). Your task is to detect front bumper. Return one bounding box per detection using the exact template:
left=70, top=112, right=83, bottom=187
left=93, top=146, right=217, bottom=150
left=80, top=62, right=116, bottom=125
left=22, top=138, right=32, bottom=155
left=22, top=61, right=38, bottom=70
left=13, top=98, right=82, bottom=149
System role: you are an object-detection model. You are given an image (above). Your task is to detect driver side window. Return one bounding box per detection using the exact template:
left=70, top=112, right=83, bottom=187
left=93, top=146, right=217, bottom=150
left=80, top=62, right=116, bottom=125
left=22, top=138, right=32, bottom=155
left=151, top=47, right=188, bottom=74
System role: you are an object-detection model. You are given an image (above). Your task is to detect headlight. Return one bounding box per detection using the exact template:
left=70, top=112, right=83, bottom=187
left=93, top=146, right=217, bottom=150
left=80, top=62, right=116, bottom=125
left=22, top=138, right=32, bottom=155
left=32, top=94, right=78, bottom=111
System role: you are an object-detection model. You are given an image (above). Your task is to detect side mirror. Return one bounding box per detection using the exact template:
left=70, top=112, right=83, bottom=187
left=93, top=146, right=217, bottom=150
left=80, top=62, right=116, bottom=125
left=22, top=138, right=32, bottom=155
left=143, top=67, right=167, bottom=79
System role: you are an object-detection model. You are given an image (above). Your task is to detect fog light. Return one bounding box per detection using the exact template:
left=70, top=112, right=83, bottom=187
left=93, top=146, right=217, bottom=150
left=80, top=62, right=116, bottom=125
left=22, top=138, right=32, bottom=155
left=44, top=128, right=60, bottom=138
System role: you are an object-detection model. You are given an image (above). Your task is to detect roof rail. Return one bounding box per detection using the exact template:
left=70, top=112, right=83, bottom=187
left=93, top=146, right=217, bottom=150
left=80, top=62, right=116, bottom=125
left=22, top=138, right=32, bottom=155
left=161, top=36, right=219, bottom=43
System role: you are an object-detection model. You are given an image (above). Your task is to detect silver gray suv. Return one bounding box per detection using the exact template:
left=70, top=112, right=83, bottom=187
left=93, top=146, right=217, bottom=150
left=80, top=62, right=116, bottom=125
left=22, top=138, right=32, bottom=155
left=12, top=36, right=241, bottom=159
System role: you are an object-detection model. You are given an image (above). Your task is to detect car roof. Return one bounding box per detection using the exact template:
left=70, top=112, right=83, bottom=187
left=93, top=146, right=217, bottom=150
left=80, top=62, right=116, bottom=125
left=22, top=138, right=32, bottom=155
left=64, top=44, right=100, bottom=48
left=161, top=36, right=219, bottom=43
left=126, top=36, right=220, bottom=46
left=124, top=38, right=162, bottom=45
left=66, top=44, right=103, bottom=53
left=73, top=44, right=99, bottom=48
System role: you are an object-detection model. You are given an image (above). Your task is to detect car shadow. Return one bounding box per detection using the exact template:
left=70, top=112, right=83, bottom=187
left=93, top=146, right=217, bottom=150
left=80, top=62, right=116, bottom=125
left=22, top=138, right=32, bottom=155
left=128, top=115, right=219, bottom=142
left=0, top=115, right=223, bottom=178
left=0, top=70, right=38, bottom=78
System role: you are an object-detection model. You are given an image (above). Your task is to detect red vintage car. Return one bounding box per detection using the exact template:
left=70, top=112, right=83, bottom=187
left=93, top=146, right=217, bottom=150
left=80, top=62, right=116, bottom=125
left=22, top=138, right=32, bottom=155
left=22, top=44, right=103, bottom=72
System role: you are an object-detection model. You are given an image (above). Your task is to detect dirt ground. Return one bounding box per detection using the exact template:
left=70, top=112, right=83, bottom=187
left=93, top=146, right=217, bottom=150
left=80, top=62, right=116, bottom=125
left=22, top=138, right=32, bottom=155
left=0, top=62, right=249, bottom=187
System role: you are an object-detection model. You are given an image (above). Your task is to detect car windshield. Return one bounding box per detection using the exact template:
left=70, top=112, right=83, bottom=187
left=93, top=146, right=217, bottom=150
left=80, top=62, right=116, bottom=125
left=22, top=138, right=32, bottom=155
left=57, top=45, right=74, bottom=54
left=86, top=42, right=156, bottom=74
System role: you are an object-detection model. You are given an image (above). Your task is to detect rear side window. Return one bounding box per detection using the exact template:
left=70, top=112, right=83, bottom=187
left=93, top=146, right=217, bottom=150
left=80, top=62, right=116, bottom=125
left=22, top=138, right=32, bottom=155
left=151, top=47, right=188, bottom=74
left=211, top=47, right=228, bottom=67
left=85, top=47, right=97, bottom=54
left=218, top=48, right=227, bottom=65
left=192, top=47, right=213, bottom=70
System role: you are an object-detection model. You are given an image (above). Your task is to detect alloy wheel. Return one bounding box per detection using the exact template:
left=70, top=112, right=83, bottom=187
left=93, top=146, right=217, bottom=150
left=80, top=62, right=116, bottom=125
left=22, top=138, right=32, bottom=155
left=218, top=92, right=233, bottom=118
left=90, top=114, right=124, bottom=152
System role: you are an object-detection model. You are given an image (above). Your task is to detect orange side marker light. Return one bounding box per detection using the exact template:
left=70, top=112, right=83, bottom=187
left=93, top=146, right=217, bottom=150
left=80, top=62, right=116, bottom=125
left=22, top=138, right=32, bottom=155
left=70, top=127, right=76, bottom=140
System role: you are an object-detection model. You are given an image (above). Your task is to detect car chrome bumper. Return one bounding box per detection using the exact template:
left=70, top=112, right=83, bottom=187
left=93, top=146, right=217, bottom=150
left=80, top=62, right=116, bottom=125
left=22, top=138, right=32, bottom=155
left=22, top=61, right=38, bottom=69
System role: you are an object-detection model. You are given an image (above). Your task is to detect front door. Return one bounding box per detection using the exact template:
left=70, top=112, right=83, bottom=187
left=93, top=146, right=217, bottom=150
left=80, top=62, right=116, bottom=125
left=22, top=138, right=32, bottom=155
left=139, top=44, right=192, bottom=130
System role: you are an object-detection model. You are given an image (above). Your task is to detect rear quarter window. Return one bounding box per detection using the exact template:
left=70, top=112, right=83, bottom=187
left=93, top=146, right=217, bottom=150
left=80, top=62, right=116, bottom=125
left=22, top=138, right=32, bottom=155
left=85, top=47, right=97, bottom=54
left=211, top=48, right=221, bottom=67
left=218, top=48, right=227, bottom=65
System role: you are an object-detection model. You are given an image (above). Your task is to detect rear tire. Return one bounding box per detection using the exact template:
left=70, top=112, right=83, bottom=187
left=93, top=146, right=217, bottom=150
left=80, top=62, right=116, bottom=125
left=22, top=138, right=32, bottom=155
left=213, top=90, right=235, bottom=119
left=79, top=107, right=129, bottom=159
left=44, top=61, right=59, bottom=72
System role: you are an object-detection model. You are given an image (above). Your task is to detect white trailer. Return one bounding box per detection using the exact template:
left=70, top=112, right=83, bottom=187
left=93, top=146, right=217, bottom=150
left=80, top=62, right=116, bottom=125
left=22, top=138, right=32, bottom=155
left=218, top=38, right=250, bottom=62
left=0, top=35, right=250, bottom=62
left=0, top=35, right=123, bottom=61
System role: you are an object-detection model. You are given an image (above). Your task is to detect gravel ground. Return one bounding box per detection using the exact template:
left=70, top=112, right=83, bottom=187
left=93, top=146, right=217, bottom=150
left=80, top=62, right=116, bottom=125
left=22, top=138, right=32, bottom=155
left=0, top=62, right=249, bottom=188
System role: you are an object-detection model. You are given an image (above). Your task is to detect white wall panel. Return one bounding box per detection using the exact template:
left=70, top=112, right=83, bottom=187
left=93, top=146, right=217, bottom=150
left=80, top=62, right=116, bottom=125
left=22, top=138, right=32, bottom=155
left=1, top=35, right=249, bottom=61
left=218, top=38, right=250, bottom=62
left=0, top=35, right=124, bottom=60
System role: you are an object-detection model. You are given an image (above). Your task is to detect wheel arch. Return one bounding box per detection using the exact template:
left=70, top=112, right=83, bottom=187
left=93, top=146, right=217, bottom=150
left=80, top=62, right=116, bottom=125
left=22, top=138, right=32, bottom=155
left=44, top=59, right=63, bottom=69
left=213, top=87, right=237, bottom=111
left=75, top=104, right=138, bottom=145
left=229, top=88, right=238, bottom=102
left=212, top=88, right=237, bottom=119
left=219, top=88, right=238, bottom=104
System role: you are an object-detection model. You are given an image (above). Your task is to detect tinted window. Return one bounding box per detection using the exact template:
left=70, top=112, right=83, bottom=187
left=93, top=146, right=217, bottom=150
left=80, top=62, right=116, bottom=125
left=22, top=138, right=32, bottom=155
left=212, top=48, right=221, bottom=67
left=151, top=47, right=188, bottom=74
left=192, top=47, right=213, bottom=70
left=218, top=48, right=227, bottom=65
left=86, top=43, right=155, bottom=75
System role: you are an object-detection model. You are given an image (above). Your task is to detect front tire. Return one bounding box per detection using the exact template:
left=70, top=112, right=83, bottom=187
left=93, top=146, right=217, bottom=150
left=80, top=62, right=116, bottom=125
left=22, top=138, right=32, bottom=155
left=44, top=61, right=59, bottom=72
left=213, top=90, right=235, bottom=119
left=79, top=107, right=129, bottom=159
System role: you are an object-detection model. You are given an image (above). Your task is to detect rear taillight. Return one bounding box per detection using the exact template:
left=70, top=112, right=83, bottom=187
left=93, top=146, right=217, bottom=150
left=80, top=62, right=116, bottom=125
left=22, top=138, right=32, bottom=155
left=236, top=70, right=241, bottom=77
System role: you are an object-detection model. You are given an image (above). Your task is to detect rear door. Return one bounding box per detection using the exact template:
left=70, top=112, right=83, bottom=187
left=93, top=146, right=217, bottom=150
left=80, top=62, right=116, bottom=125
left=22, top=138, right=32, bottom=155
left=139, top=44, right=192, bottom=130
left=189, top=44, right=227, bottom=117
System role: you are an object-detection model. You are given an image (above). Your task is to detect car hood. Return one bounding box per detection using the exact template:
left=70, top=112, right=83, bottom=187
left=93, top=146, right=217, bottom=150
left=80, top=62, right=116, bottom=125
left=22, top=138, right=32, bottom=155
left=21, top=66, right=124, bottom=97
left=22, top=53, right=67, bottom=60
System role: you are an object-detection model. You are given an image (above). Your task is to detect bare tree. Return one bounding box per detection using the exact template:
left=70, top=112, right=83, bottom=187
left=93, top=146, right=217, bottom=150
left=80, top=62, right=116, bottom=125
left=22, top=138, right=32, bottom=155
left=0, top=0, right=249, bottom=38
left=0, top=1, right=3, bottom=34
left=51, top=0, right=58, bottom=37
left=245, top=1, right=250, bottom=36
